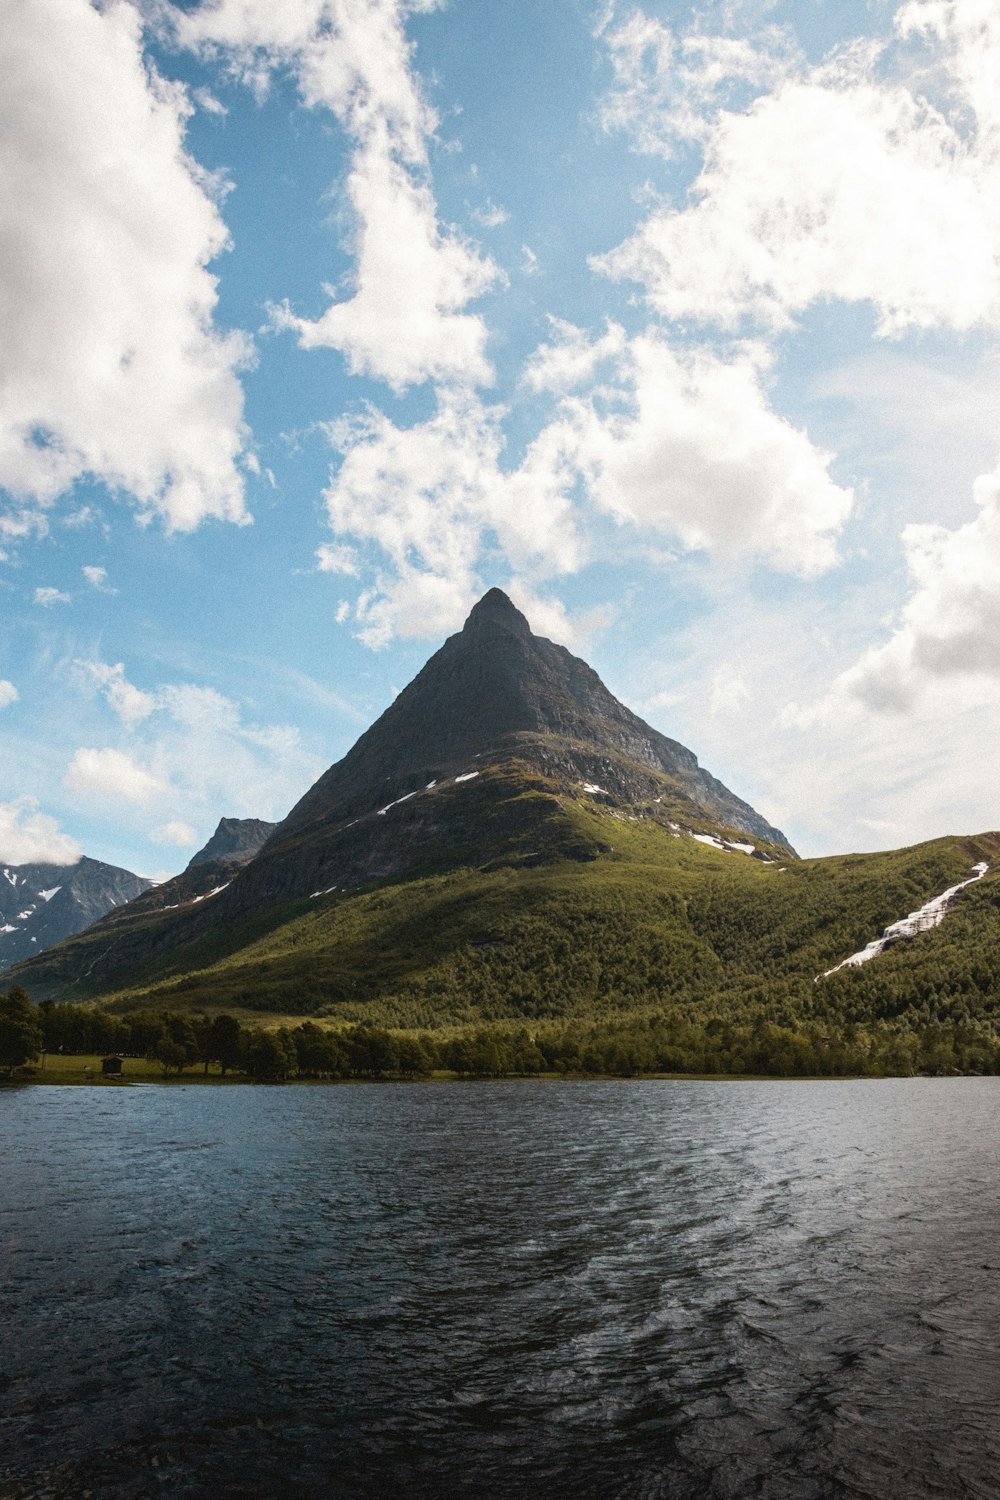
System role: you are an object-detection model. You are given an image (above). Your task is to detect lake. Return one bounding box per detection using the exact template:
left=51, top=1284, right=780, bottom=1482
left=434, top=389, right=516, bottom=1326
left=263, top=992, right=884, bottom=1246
left=2, top=1078, right=998, bottom=1498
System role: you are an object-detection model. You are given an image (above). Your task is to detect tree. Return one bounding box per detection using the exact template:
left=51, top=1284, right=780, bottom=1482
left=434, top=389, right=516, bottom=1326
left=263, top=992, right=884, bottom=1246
left=0, top=988, right=43, bottom=1077
left=147, top=1014, right=198, bottom=1076
left=243, top=1028, right=295, bottom=1081
left=292, top=1022, right=347, bottom=1077
left=203, top=1014, right=243, bottom=1076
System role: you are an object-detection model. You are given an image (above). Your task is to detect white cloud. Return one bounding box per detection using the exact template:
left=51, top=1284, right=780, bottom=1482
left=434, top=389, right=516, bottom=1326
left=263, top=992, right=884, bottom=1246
left=805, top=458, right=1000, bottom=716
left=535, top=327, right=852, bottom=576
left=522, top=317, right=627, bottom=394
left=0, top=797, right=81, bottom=866
left=323, top=391, right=583, bottom=645
left=596, top=2, right=1000, bottom=335
left=82, top=565, right=116, bottom=593
left=151, top=820, right=199, bottom=847
left=182, top=0, right=498, bottom=391
left=471, top=198, right=509, bottom=228
left=273, top=134, right=498, bottom=390
left=65, top=747, right=168, bottom=804
left=78, top=660, right=157, bottom=727
left=0, top=681, right=18, bottom=710
left=178, top=0, right=440, bottom=151
left=321, top=320, right=851, bottom=644
left=34, top=587, right=70, bottom=607
left=598, top=8, right=796, bottom=157
left=0, top=0, right=251, bottom=530
left=71, top=656, right=320, bottom=824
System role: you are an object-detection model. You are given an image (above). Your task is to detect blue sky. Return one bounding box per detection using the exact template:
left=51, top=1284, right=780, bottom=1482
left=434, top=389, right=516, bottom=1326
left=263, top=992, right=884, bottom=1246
left=3, top=0, right=1000, bottom=876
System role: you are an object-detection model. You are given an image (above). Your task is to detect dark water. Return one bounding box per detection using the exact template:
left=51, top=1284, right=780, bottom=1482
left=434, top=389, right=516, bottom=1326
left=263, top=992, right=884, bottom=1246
left=2, top=1080, right=998, bottom=1499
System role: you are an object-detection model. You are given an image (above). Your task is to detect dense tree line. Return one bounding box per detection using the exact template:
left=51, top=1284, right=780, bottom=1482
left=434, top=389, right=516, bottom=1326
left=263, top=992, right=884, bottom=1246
left=4, top=989, right=999, bottom=1081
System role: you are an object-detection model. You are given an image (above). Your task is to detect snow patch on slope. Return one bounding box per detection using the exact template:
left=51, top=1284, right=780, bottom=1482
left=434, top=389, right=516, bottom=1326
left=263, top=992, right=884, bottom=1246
left=820, top=863, right=989, bottom=979
left=690, top=831, right=772, bottom=860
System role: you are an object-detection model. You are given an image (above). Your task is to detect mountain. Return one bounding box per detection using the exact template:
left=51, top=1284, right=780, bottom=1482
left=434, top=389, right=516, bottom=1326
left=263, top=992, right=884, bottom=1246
left=0, top=856, right=152, bottom=973
left=203, top=587, right=793, bottom=915
left=8, top=592, right=999, bottom=1044
left=5, top=591, right=793, bottom=1002
left=18, top=817, right=280, bottom=984
left=187, top=817, right=277, bottom=870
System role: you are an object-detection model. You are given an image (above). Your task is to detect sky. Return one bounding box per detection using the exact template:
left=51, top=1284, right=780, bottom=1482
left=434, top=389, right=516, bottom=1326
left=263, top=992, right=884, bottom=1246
left=3, top=0, right=1000, bottom=877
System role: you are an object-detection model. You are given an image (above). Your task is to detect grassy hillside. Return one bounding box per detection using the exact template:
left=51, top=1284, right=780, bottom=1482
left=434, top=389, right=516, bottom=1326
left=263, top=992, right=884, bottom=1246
left=68, top=801, right=1000, bottom=1039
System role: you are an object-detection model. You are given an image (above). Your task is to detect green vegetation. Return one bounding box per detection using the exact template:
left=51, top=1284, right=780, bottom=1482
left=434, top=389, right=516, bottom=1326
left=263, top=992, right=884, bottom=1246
left=83, top=815, right=1000, bottom=1042
left=6, top=971, right=1000, bottom=1084
left=6, top=802, right=1000, bottom=1081
left=0, top=987, right=42, bottom=1076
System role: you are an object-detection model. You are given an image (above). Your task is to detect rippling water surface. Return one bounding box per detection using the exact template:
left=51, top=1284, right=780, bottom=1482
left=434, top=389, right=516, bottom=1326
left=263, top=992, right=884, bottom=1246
left=2, top=1079, right=999, bottom=1499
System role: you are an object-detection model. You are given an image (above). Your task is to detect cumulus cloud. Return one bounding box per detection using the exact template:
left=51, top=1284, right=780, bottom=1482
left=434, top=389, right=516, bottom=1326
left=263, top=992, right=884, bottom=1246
left=323, top=391, right=583, bottom=645
left=597, top=8, right=795, bottom=157
left=803, top=459, right=1000, bottom=717
left=273, top=135, right=498, bottom=390
left=0, top=681, right=18, bottom=710
left=0, top=797, right=82, bottom=866
left=0, top=0, right=251, bottom=531
left=595, top=1, right=1000, bottom=335
left=181, top=0, right=498, bottom=390
left=78, top=660, right=158, bottom=727
left=151, top=820, right=199, bottom=847
left=82, top=565, right=116, bottom=593
left=322, top=318, right=851, bottom=644
left=65, top=747, right=168, bottom=804
left=34, top=587, right=70, bottom=607
left=531, top=326, right=852, bottom=576
left=522, top=317, right=627, bottom=394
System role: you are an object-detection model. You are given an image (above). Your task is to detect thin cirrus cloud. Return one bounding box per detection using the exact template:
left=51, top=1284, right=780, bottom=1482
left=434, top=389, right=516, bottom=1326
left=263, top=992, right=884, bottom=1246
left=180, top=0, right=499, bottom=392
left=74, top=657, right=322, bottom=823
left=0, top=0, right=251, bottom=536
left=151, top=820, right=199, bottom=848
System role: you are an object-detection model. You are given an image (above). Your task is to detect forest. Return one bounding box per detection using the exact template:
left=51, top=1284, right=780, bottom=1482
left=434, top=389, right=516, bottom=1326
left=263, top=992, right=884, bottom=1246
left=3, top=987, right=998, bottom=1082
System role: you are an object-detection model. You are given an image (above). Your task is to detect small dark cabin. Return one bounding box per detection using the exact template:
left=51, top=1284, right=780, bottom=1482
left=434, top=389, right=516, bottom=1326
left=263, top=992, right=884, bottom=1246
left=101, top=1056, right=124, bottom=1076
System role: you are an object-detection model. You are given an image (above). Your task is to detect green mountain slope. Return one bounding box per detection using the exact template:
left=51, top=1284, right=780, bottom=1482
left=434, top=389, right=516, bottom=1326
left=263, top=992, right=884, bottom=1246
left=24, top=787, right=999, bottom=1042
left=8, top=591, right=1000, bottom=1048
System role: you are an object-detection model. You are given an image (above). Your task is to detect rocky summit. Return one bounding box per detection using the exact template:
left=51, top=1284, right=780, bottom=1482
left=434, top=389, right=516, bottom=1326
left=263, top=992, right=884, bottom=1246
left=212, top=588, right=793, bottom=912
left=5, top=590, right=793, bottom=1003
left=0, top=856, right=152, bottom=973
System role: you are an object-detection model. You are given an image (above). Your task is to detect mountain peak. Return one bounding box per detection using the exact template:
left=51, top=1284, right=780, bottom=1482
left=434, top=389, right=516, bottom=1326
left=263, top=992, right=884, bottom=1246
left=186, top=817, right=277, bottom=870
left=463, top=588, right=531, bottom=637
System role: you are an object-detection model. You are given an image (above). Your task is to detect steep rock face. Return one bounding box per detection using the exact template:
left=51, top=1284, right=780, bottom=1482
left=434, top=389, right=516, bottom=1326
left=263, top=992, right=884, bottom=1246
left=212, top=589, right=792, bottom=913
left=187, top=817, right=277, bottom=870
left=5, top=592, right=793, bottom=998
left=46, top=822, right=277, bottom=936
left=0, top=857, right=152, bottom=972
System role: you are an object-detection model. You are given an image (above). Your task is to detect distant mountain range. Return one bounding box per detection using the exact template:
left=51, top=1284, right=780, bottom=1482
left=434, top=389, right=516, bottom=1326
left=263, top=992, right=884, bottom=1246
left=6, top=592, right=998, bottom=1046
left=0, top=857, right=152, bottom=973
left=0, top=818, right=276, bottom=976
